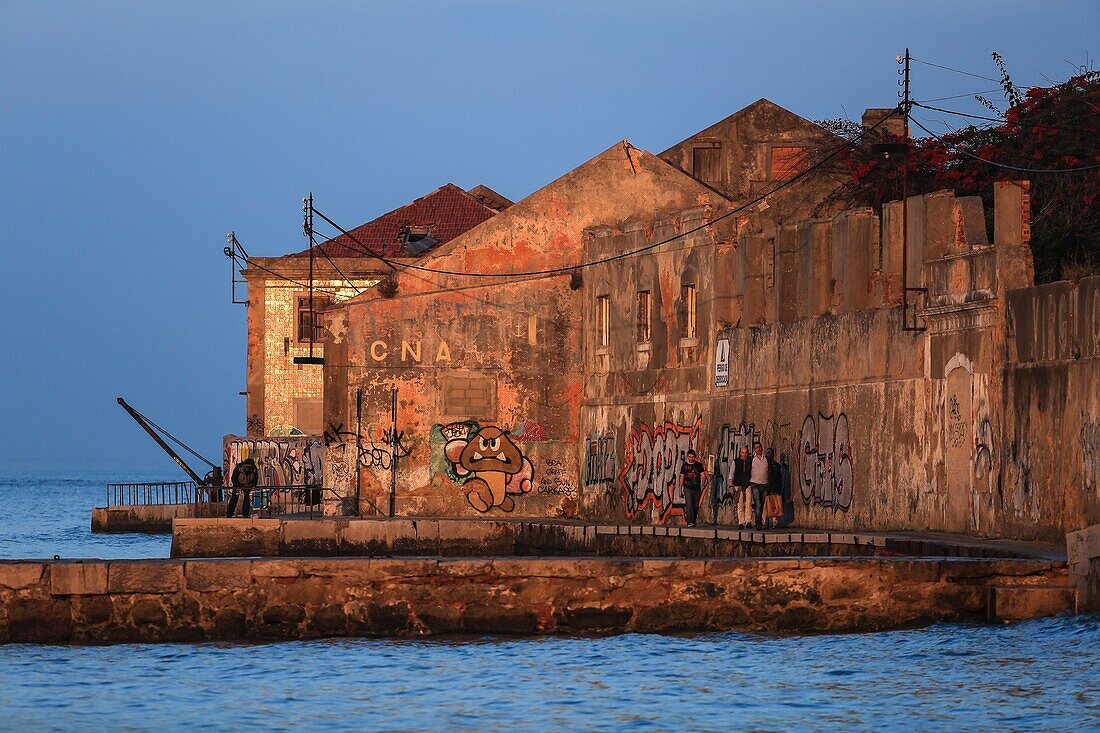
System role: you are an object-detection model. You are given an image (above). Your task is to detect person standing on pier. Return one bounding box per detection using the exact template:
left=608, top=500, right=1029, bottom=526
left=729, top=445, right=753, bottom=529
left=679, top=449, right=708, bottom=527
left=749, top=442, right=776, bottom=530
left=227, top=458, right=258, bottom=518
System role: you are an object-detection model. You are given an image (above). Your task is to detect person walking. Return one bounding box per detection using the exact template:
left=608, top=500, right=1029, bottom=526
left=679, top=449, right=708, bottom=527
left=227, top=458, right=258, bottom=518
left=763, top=447, right=784, bottom=529
left=749, top=442, right=772, bottom=530
left=728, top=445, right=753, bottom=529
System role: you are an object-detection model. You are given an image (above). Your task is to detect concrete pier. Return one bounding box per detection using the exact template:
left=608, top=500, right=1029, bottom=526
left=171, top=517, right=1068, bottom=561
left=92, top=503, right=226, bottom=534
left=0, top=556, right=1075, bottom=644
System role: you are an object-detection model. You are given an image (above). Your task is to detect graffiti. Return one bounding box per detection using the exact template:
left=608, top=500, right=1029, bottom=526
left=797, top=413, right=854, bottom=512
left=512, top=418, right=549, bottom=443
left=538, top=458, right=577, bottom=497
left=359, top=428, right=412, bottom=470
left=584, top=432, right=617, bottom=487
left=324, top=420, right=411, bottom=470
left=618, top=418, right=702, bottom=521
left=224, top=437, right=323, bottom=487
left=947, top=395, right=968, bottom=449
left=324, top=421, right=354, bottom=447
left=246, top=414, right=264, bottom=436
left=715, top=421, right=761, bottom=504
left=431, top=421, right=534, bottom=512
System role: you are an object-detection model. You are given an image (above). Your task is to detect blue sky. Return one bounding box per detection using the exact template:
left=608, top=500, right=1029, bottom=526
left=1, top=1, right=1096, bottom=473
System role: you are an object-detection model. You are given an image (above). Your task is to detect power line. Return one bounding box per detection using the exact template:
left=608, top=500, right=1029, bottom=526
left=910, top=56, right=1034, bottom=88
left=909, top=116, right=1100, bottom=173
left=311, top=109, right=900, bottom=281
left=232, top=252, right=356, bottom=299
left=912, top=101, right=1100, bottom=134
left=914, top=88, right=1003, bottom=103
left=313, top=235, right=363, bottom=295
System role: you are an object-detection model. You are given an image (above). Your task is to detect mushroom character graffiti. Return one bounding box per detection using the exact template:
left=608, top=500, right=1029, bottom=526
left=431, top=422, right=534, bottom=512
left=460, top=426, right=531, bottom=512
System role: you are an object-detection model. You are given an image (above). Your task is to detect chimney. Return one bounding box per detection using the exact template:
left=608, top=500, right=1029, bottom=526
left=862, top=108, right=907, bottom=139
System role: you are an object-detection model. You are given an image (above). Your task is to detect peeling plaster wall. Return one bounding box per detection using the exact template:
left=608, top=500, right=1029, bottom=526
left=1003, top=277, right=1100, bottom=540
left=580, top=181, right=1094, bottom=540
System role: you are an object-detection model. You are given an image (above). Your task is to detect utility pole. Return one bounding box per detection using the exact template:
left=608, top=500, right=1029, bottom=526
left=294, top=194, right=325, bottom=365
left=898, top=48, right=925, bottom=332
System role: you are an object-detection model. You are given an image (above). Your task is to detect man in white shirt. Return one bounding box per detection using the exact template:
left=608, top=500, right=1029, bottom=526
left=749, top=442, right=771, bottom=529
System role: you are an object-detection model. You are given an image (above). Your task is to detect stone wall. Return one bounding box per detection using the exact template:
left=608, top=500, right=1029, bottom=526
left=0, top=556, right=1072, bottom=643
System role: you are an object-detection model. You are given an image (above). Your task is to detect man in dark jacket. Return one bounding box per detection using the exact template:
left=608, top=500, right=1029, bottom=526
left=227, top=458, right=258, bottom=518
left=763, top=447, right=784, bottom=529
left=729, top=446, right=753, bottom=529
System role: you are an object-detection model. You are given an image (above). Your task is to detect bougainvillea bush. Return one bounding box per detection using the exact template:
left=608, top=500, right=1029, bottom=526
left=819, top=64, right=1099, bottom=283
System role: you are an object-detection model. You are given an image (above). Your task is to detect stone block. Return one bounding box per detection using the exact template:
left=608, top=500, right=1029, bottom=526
left=0, top=563, right=45, bottom=590
left=803, top=532, right=828, bottom=544
left=681, top=528, right=713, bottom=539
left=282, top=520, right=341, bottom=557
left=1067, top=524, right=1100, bottom=568
left=108, top=562, right=183, bottom=594
left=830, top=533, right=856, bottom=546
left=50, top=562, right=108, bottom=595
left=251, top=559, right=304, bottom=579
left=184, top=560, right=254, bottom=591
left=172, top=518, right=281, bottom=558
left=991, top=586, right=1076, bottom=621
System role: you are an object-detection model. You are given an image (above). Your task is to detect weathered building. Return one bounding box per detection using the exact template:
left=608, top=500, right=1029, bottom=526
left=315, top=99, right=1096, bottom=544
left=241, top=184, right=507, bottom=437
left=321, top=141, right=731, bottom=517
left=580, top=181, right=1097, bottom=542
left=319, top=100, right=853, bottom=518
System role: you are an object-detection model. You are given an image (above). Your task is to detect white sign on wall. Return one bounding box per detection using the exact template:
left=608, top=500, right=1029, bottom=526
left=714, top=338, right=730, bottom=387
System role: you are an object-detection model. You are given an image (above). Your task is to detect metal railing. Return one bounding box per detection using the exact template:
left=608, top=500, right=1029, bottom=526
left=223, top=485, right=337, bottom=519
left=105, top=481, right=200, bottom=507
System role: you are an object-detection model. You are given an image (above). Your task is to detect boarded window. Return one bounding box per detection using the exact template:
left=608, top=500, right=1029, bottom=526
left=442, top=375, right=497, bottom=418
left=636, top=291, right=651, bottom=344
left=680, top=284, right=697, bottom=339
left=596, top=295, right=610, bottom=348
left=771, top=146, right=808, bottom=181
left=297, top=296, right=331, bottom=343
left=692, top=145, right=722, bottom=183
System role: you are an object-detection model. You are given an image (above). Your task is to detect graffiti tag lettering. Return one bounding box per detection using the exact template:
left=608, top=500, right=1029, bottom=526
left=618, top=418, right=702, bottom=521
left=797, top=412, right=854, bottom=512
left=584, top=432, right=617, bottom=487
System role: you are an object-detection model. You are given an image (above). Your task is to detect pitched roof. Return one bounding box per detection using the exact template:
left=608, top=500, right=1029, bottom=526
left=285, top=183, right=500, bottom=259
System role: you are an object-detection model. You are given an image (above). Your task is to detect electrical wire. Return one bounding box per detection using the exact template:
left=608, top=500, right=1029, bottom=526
left=233, top=253, right=355, bottom=299
left=910, top=56, right=1034, bottom=88
left=909, top=116, right=1100, bottom=173
left=914, top=88, right=1003, bottom=103
left=310, top=108, right=901, bottom=280
left=912, top=101, right=1100, bottom=135
left=312, top=236, right=363, bottom=295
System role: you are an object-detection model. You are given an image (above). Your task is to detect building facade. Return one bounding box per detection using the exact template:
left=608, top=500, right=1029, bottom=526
left=241, top=184, right=507, bottom=437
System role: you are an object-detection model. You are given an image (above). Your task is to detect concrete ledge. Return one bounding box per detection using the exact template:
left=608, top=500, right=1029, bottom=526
left=0, top=556, right=1074, bottom=644
left=92, top=503, right=225, bottom=534
left=170, top=517, right=1069, bottom=562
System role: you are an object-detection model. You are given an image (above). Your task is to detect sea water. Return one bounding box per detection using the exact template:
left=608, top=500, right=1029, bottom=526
left=0, top=474, right=1097, bottom=732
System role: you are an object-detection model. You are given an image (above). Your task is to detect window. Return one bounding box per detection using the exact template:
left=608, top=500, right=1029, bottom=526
left=681, top=284, right=697, bottom=339
left=635, top=291, right=651, bottom=344
left=770, top=146, right=809, bottom=181
left=297, top=296, right=331, bottom=343
left=692, top=144, right=722, bottom=184
left=596, top=295, right=610, bottom=348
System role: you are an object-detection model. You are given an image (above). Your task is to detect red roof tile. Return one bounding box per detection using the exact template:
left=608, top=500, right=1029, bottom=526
left=286, top=183, right=498, bottom=259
